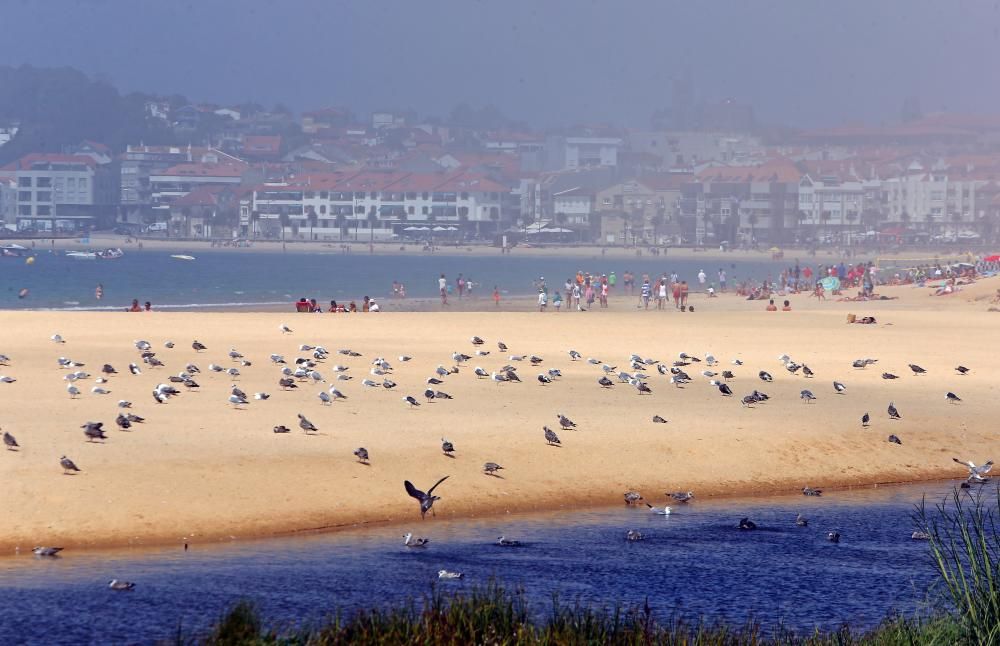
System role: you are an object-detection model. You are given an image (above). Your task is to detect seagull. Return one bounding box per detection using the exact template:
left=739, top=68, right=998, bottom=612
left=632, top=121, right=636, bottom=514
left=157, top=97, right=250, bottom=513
left=587, top=357, right=601, bottom=365
left=547, top=369, right=562, bottom=378
left=946, top=392, right=962, bottom=403
left=192, top=340, right=207, bottom=352
left=101, top=364, right=117, bottom=376
left=715, top=382, right=733, bottom=396
left=298, top=413, right=318, bottom=433
left=229, top=394, right=248, bottom=408
left=956, top=366, right=970, bottom=375
left=4, top=431, right=20, bottom=450
left=354, top=447, right=369, bottom=464
left=438, top=570, right=463, bottom=579
left=424, top=389, right=436, bottom=401
left=598, top=376, right=614, bottom=388
left=475, top=350, right=490, bottom=356
left=280, top=323, right=293, bottom=334
left=404, top=476, right=449, bottom=518
left=426, top=377, right=444, bottom=385
left=721, top=370, right=735, bottom=381
left=635, top=381, right=652, bottom=395
left=483, top=462, right=504, bottom=475
left=827, top=532, right=841, bottom=543
left=226, top=368, right=240, bottom=379
left=278, top=378, right=297, bottom=390
left=557, top=414, right=576, bottom=430
left=888, top=402, right=901, bottom=420
left=833, top=381, right=846, bottom=394
left=490, top=372, right=507, bottom=385
left=471, top=336, right=485, bottom=346
left=738, top=518, right=757, bottom=531
left=32, top=547, right=63, bottom=557
left=328, top=387, right=347, bottom=400
left=115, top=414, right=131, bottom=430
left=645, top=503, right=672, bottom=515
left=802, top=365, right=814, bottom=378
left=624, top=491, right=643, bottom=505
left=474, top=367, right=489, bottom=378
left=51, top=334, right=65, bottom=344
left=668, top=491, right=694, bottom=503
left=758, top=371, right=773, bottom=382
left=60, top=455, right=81, bottom=474
left=861, top=412, right=870, bottom=427
left=82, top=422, right=106, bottom=442
left=795, top=514, right=808, bottom=527
left=652, top=415, right=668, bottom=424
left=909, top=364, right=926, bottom=375
left=881, top=372, right=899, bottom=380
left=497, top=341, right=507, bottom=351
left=66, top=384, right=80, bottom=398
left=108, top=580, right=136, bottom=591
left=404, top=395, right=420, bottom=407
left=952, top=458, right=993, bottom=482
left=441, top=438, right=455, bottom=457
left=732, top=359, right=744, bottom=366
left=434, top=391, right=453, bottom=400
left=135, top=340, right=151, bottom=351
left=272, top=425, right=291, bottom=433
left=543, top=426, right=561, bottom=446
left=741, top=394, right=756, bottom=407
left=800, top=389, right=816, bottom=403
left=888, top=434, right=902, bottom=445
left=164, top=341, right=174, bottom=349
left=911, top=531, right=931, bottom=540
left=0, top=376, right=16, bottom=383
left=254, top=392, right=270, bottom=401
left=497, top=536, right=522, bottom=547
left=318, top=391, right=332, bottom=405
left=537, top=373, right=552, bottom=385
left=568, top=350, right=581, bottom=360
left=626, top=530, right=644, bottom=542
left=503, top=370, right=521, bottom=383
left=362, top=379, right=379, bottom=388
left=403, top=533, right=429, bottom=547
left=398, top=355, right=412, bottom=362
left=91, top=386, right=110, bottom=395
left=802, top=487, right=822, bottom=496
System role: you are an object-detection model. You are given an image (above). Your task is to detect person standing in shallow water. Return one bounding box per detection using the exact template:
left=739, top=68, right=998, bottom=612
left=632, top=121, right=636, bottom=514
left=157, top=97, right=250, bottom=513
left=456, top=273, right=465, bottom=299
left=438, top=273, right=448, bottom=306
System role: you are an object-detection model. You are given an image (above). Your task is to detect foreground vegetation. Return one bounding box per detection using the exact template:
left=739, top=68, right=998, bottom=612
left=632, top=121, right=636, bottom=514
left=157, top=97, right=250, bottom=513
left=189, top=488, right=998, bottom=645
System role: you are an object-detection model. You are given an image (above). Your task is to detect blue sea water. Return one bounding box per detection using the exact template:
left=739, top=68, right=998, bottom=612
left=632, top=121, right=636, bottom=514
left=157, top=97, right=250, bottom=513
left=0, top=482, right=964, bottom=644
left=1, top=249, right=808, bottom=310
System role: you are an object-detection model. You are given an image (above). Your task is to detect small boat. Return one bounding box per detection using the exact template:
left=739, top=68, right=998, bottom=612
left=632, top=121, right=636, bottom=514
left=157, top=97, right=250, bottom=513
left=2, top=244, right=29, bottom=257
left=170, top=254, right=196, bottom=261
left=66, top=251, right=98, bottom=260
left=97, top=248, right=125, bottom=260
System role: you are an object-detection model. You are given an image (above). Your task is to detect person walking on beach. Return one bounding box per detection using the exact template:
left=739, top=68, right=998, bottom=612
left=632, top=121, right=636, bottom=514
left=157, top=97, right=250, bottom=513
left=697, top=269, right=707, bottom=290
left=672, top=280, right=682, bottom=309
left=608, top=271, right=617, bottom=291
left=456, top=274, right=466, bottom=299
left=600, top=280, right=609, bottom=308
left=553, top=290, right=562, bottom=311
left=537, top=289, right=548, bottom=311
left=493, top=285, right=500, bottom=308
left=640, top=279, right=651, bottom=309
left=438, top=273, right=449, bottom=306
left=572, top=282, right=582, bottom=310
left=718, top=269, right=727, bottom=293
left=680, top=281, right=689, bottom=309
left=657, top=279, right=667, bottom=310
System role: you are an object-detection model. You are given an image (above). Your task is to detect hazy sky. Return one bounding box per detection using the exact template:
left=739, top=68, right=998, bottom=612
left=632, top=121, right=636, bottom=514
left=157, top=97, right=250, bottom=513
left=2, top=0, right=999, bottom=128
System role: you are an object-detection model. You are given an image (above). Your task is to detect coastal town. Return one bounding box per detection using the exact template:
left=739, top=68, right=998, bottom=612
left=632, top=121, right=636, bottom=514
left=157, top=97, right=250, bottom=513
left=3, top=88, right=1000, bottom=250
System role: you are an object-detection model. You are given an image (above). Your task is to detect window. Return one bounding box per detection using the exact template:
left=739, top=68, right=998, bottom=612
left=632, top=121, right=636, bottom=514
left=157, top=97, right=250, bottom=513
left=18, top=177, right=32, bottom=187
left=460, top=192, right=469, bottom=200
left=319, top=205, right=327, bottom=214
left=458, top=206, right=469, bottom=217
left=421, top=192, right=429, bottom=200
left=407, top=206, right=415, bottom=214
left=18, top=191, right=31, bottom=201
left=369, top=192, right=378, bottom=199
left=603, top=197, right=612, bottom=205
left=79, top=178, right=88, bottom=189
left=18, top=205, right=31, bottom=215
left=422, top=206, right=429, bottom=215
left=319, top=191, right=328, bottom=199
left=405, top=192, right=417, bottom=200
left=37, top=192, right=52, bottom=202
left=37, top=177, right=52, bottom=188
left=304, top=191, right=315, bottom=199
left=37, top=205, right=51, bottom=216
left=355, top=206, right=365, bottom=214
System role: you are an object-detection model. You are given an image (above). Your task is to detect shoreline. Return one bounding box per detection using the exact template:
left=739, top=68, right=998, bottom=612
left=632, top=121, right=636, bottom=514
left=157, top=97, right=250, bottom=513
left=0, top=472, right=961, bottom=557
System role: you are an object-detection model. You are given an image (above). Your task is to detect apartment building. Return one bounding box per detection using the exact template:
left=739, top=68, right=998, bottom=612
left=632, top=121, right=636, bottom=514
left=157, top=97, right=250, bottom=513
left=11, top=153, right=118, bottom=233
left=240, top=170, right=506, bottom=241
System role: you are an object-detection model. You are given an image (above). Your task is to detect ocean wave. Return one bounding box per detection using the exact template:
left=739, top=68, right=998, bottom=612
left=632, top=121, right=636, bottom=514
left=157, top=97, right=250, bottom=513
left=21, top=300, right=293, bottom=312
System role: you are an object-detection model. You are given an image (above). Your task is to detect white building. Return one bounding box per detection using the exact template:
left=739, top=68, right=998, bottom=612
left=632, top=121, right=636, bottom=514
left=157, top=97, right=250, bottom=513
left=240, top=170, right=507, bottom=240
left=798, top=173, right=881, bottom=233
left=544, top=136, right=622, bottom=170
left=0, top=123, right=19, bottom=148
left=882, top=160, right=979, bottom=229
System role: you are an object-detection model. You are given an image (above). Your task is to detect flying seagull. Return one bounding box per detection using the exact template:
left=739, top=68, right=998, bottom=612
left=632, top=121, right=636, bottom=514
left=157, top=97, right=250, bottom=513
left=404, top=475, right=449, bottom=519
left=952, top=458, right=993, bottom=482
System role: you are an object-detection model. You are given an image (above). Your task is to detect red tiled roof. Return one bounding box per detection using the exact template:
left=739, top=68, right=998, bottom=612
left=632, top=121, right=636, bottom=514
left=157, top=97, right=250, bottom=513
left=243, top=135, right=281, bottom=154
left=253, top=170, right=508, bottom=195
left=697, top=159, right=801, bottom=183
left=155, top=162, right=247, bottom=178
left=638, top=172, right=693, bottom=191
left=8, top=153, right=97, bottom=170
left=172, top=185, right=233, bottom=206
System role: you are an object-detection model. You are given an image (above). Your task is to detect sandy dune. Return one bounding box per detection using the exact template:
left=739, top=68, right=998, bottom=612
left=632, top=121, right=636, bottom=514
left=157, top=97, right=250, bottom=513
left=0, top=289, right=997, bottom=552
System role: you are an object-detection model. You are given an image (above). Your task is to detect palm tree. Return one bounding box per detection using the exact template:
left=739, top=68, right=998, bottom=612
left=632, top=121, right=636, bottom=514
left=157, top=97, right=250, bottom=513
left=278, top=211, right=290, bottom=242
left=747, top=212, right=759, bottom=244
left=367, top=209, right=378, bottom=245
left=306, top=206, right=318, bottom=241
left=250, top=210, right=260, bottom=239
left=489, top=207, right=500, bottom=239
left=335, top=213, right=346, bottom=241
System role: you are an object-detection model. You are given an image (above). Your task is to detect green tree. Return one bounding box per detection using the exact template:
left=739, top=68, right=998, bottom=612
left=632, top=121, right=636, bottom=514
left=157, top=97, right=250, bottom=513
left=367, top=210, right=378, bottom=245
left=335, top=213, right=346, bottom=241
left=278, top=211, right=290, bottom=242
left=306, top=206, right=318, bottom=241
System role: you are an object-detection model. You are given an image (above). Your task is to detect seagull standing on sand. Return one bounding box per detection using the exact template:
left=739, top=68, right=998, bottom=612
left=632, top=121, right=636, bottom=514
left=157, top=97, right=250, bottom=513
left=60, top=455, right=81, bottom=474
left=557, top=414, right=576, bottom=430
left=862, top=412, right=870, bottom=427
left=543, top=426, right=561, bottom=446
left=441, top=438, right=455, bottom=457
left=4, top=431, right=20, bottom=450
left=280, top=323, right=293, bottom=334
left=833, top=381, right=846, bottom=394
left=354, top=447, right=369, bottom=464
left=888, top=402, right=901, bottom=420
left=946, top=392, right=962, bottom=404
left=800, top=389, right=816, bottom=403
left=298, top=413, right=318, bottom=433
left=484, top=462, right=504, bottom=475
left=404, top=476, right=449, bottom=518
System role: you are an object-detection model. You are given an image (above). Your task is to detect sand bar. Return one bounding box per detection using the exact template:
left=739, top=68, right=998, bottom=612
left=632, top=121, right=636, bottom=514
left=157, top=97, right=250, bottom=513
left=0, top=283, right=997, bottom=553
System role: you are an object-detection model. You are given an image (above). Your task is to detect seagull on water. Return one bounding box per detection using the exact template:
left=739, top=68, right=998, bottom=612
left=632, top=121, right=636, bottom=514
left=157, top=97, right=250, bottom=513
left=438, top=570, right=463, bottom=579
left=795, top=514, right=808, bottom=527
left=738, top=518, right=757, bottom=530
left=404, top=475, right=449, bottom=518
left=60, top=455, right=81, bottom=474
left=403, top=533, right=429, bottom=547
left=802, top=487, right=822, bottom=496
left=827, top=532, right=841, bottom=543
left=497, top=536, right=522, bottom=547
left=33, top=547, right=63, bottom=557
left=645, top=503, right=672, bottom=515
left=108, top=580, right=136, bottom=591
left=626, top=530, right=644, bottom=542
left=952, top=458, right=993, bottom=482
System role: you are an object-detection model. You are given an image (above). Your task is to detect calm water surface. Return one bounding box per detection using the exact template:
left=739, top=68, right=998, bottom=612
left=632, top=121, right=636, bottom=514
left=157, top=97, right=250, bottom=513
left=0, top=481, right=964, bottom=644
left=1, top=249, right=820, bottom=310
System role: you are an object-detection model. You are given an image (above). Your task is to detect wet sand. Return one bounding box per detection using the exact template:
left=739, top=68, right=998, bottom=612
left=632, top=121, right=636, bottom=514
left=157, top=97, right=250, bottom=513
left=0, top=279, right=997, bottom=552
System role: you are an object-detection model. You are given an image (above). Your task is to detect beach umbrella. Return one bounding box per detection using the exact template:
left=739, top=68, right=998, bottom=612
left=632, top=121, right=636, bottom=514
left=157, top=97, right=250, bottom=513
left=984, top=254, right=1000, bottom=262
left=432, top=226, right=447, bottom=232
left=768, top=246, right=781, bottom=252
left=403, top=226, right=422, bottom=231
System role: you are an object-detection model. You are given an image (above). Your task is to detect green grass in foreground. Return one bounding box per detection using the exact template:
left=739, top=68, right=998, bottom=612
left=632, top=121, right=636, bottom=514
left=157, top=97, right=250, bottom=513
left=188, top=487, right=999, bottom=645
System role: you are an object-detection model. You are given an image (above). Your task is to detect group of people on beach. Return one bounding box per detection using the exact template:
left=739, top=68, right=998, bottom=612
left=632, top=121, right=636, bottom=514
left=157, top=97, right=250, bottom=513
left=437, top=273, right=476, bottom=305
left=127, top=299, right=152, bottom=312
left=294, top=296, right=380, bottom=313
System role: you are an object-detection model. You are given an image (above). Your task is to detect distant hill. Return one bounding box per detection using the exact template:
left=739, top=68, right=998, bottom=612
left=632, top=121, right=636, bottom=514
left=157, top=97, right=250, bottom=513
left=0, top=64, right=180, bottom=164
